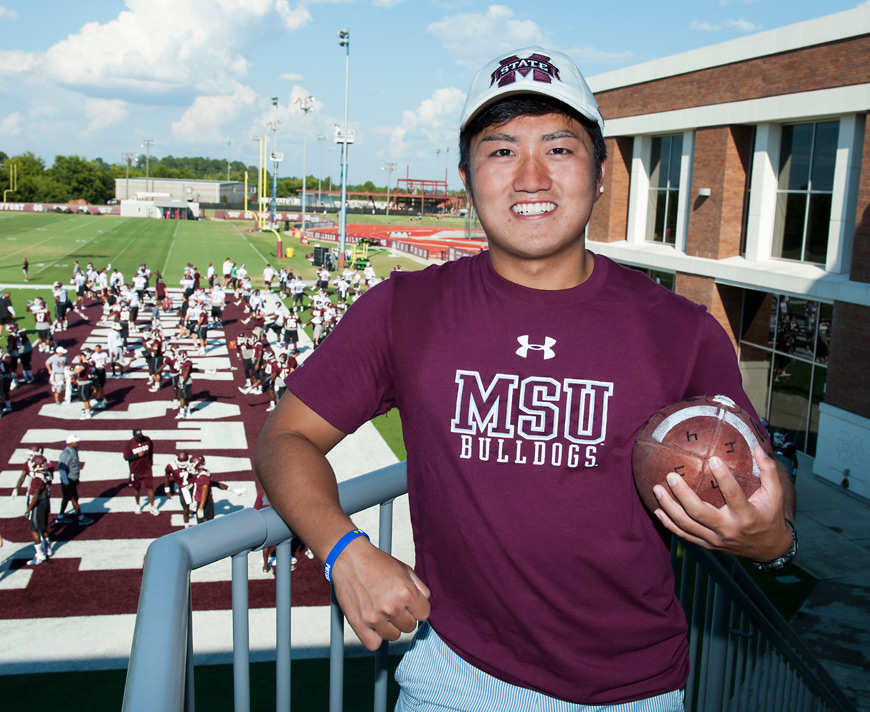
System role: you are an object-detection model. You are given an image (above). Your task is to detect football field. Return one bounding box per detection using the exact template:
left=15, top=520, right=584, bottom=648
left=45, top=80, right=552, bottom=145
left=0, top=212, right=415, bottom=708
left=1, top=212, right=303, bottom=292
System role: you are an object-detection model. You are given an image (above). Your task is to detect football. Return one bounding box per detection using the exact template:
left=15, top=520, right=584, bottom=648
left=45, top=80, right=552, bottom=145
left=631, top=395, right=772, bottom=513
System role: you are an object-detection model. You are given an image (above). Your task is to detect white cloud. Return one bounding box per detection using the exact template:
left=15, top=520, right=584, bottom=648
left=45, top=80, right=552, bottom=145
left=428, top=5, right=548, bottom=67
left=0, top=49, right=38, bottom=78
left=0, top=112, right=24, bottom=136
left=84, top=98, right=129, bottom=133
left=389, top=87, right=465, bottom=160
left=690, top=18, right=761, bottom=32
left=0, top=6, right=19, bottom=20
left=373, top=0, right=404, bottom=7
left=279, top=72, right=305, bottom=82
left=22, top=0, right=311, bottom=98
left=172, top=82, right=260, bottom=144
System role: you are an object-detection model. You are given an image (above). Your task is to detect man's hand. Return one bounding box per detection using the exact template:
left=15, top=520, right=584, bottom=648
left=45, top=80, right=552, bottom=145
left=330, top=537, right=431, bottom=651
left=653, top=446, right=794, bottom=562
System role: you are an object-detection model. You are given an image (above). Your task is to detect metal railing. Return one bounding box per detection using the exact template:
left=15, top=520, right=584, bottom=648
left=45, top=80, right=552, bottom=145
left=122, top=461, right=855, bottom=712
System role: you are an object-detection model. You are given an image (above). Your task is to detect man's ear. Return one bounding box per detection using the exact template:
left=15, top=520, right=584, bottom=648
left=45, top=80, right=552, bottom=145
left=458, top=165, right=473, bottom=205
left=594, top=160, right=607, bottom=204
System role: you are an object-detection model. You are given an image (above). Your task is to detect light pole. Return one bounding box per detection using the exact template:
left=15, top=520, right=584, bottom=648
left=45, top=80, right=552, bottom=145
left=337, top=28, right=351, bottom=270
left=142, top=139, right=154, bottom=195
left=268, top=97, right=282, bottom=229
left=382, top=162, right=396, bottom=220
left=316, top=134, right=326, bottom=208
left=295, top=95, right=314, bottom=235
left=122, top=152, right=135, bottom=200
left=225, top=139, right=232, bottom=181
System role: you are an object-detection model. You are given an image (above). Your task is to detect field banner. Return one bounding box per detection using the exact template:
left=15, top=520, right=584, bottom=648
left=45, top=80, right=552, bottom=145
left=0, top=203, right=120, bottom=215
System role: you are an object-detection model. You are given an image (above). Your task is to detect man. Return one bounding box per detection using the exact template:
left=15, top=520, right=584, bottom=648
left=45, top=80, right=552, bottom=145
left=56, top=434, right=94, bottom=526
left=254, top=47, right=796, bottom=710
left=23, top=452, right=53, bottom=565
left=46, top=346, right=68, bottom=404
left=124, top=428, right=160, bottom=515
left=0, top=290, right=16, bottom=339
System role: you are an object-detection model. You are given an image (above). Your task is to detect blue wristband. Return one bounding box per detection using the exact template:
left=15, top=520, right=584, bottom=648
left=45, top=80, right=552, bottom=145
left=324, top=528, right=370, bottom=582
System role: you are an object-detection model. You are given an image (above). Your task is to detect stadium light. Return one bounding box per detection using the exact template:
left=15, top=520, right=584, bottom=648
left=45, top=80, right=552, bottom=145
left=295, top=95, right=314, bottom=236
left=337, top=28, right=350, bottom=269
left=382, top=162, right=396, bottom=220
left=316, top=134, right=326, bottom=208
left=268, top=97, right=282, bottom=230
left=142, top=139, right=154, bottom=195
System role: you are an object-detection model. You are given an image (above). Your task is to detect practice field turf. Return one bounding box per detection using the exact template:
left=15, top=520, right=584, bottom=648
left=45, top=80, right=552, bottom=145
left=0, top=212, right=426, bottom=294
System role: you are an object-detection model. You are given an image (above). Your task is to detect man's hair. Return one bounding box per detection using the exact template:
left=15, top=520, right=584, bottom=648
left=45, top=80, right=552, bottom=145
left=458, top=95, right=607, bottom=201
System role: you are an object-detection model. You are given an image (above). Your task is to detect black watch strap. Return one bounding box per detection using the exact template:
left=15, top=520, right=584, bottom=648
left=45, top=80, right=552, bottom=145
left=752, top=518, right=798, bottom=571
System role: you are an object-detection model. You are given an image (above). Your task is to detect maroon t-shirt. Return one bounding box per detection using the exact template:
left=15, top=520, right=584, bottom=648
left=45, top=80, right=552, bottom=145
left=124, top=437, right=154, bottom=477
left=287, top=251, right=757, bottom=704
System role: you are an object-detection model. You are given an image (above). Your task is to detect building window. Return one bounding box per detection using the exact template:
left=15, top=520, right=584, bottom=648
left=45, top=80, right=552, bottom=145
left=646, top=134, right=683, bottom=245
left=737, top=289, right=831, bottom=456
left=772, top=121, right=838, bottom=264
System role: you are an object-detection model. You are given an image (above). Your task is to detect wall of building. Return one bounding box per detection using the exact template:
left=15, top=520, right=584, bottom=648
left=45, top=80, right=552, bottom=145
left=584, top=9, right=870, bottom=496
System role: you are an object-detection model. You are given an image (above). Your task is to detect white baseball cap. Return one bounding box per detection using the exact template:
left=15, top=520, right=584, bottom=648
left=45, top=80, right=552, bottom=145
left=55, top=346, right=67, bottom=354
left=459, top=47, right=604, bottom=132
left=66, top=433, right=81, bottom=444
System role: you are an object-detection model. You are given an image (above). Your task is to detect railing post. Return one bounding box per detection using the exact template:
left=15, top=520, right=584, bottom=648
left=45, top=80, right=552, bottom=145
left=374, top=499, right=395, bottom=712
left=275, top=539, right=293, bottom=711
left=232, top=551, right=251, bottom=712
left=329, top=587, right=345, bottom=712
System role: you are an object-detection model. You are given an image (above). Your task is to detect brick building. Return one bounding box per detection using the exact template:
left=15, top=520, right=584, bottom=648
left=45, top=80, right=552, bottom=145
left=585, top=7, right=870, bottom=498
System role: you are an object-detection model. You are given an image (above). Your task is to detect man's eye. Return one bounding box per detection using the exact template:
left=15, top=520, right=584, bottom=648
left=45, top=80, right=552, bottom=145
left=492, top=148, right=514, bottom=157
left=550, top=147, right=572, bottom=155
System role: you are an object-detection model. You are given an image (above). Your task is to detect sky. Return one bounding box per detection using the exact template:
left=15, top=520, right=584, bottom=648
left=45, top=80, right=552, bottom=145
left=0, top=0, right=866, bottom=191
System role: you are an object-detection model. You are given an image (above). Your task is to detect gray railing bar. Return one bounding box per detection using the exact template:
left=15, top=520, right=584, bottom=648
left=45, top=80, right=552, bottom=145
left=186, top=588, right=195, bottom=712
left=374, top=499, right=395, bottom=712
left=275, top=538, right=292, bottom=712
left=683, top=543, right=855, bottom=711
left=232, top=551, right=251, bottom=712
left=330, top=587, right=345, bottom=712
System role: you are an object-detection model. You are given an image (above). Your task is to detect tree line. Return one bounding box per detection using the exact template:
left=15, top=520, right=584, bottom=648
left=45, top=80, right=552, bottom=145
left=0, top=151, right=463, bottom=205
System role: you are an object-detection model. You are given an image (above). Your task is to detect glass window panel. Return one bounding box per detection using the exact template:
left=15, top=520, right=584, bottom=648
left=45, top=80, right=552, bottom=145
left=778, top=123, right=813, bottom=191
left=649, top=270, right=674, bottom=291
left=738, top=346, right=772, bottom=419
left=772, top=193, right=807, bottom=259
left=805, top=364, right=827, bottom=457
left=811, top=121, right=839, bottom=192
left=805, top=193, right=832, bottom=264
left=665, top=189, right=679, bottom=244
left=770, top=355, right=811, bottom=445
left=786, top=297, right=814, bottom=360
left=668, top=135, right=683, bottom=188
left=649, top=138, right=662, bottom=190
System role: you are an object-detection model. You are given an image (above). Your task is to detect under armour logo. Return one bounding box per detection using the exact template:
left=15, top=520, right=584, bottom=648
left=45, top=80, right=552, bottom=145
left=516, top=335, right=556, bottom=360
left=491, top=53, right=560, bottom=89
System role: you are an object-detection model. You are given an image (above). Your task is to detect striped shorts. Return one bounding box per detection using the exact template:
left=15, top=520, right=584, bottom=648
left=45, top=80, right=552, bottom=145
left=395, top=622, right=684, bottom=712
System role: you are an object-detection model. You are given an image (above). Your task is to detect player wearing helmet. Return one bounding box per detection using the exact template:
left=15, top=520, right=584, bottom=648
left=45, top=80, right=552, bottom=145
left=0, top=345, right=13, bottom=414
left=52, top=281, right=70, bottom=331
left=12, top=446, right=45, bottom=499
left=164, top=450, right=196, bottom=527
left=189, top=455, right=244, bottom=523
left=23, top=454, right=53, bottom=565
left=28, top=297, right=55, bottom=353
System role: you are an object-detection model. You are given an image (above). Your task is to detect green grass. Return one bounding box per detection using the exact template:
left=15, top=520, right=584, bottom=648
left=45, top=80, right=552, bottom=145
left=0, top=213, right=428, bottom=295
left=7, top=655, right=404, bottom=712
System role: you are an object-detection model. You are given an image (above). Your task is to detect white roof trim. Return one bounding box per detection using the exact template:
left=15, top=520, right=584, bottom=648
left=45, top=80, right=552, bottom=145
left=588, top=241, right=870, bottom=307
left=602, top=83, right=870, bottom=136
left=588, top=7, right=870, bottom=93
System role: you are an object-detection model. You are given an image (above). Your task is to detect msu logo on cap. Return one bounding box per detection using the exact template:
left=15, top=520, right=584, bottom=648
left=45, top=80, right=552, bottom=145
left=491, top=53, right=560, bottom=88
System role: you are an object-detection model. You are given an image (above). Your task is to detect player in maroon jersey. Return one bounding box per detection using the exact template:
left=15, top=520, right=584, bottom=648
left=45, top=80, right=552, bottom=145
left=124, top=429, right=160, bottom=516
left=23, top=454, right=53, bottom=565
